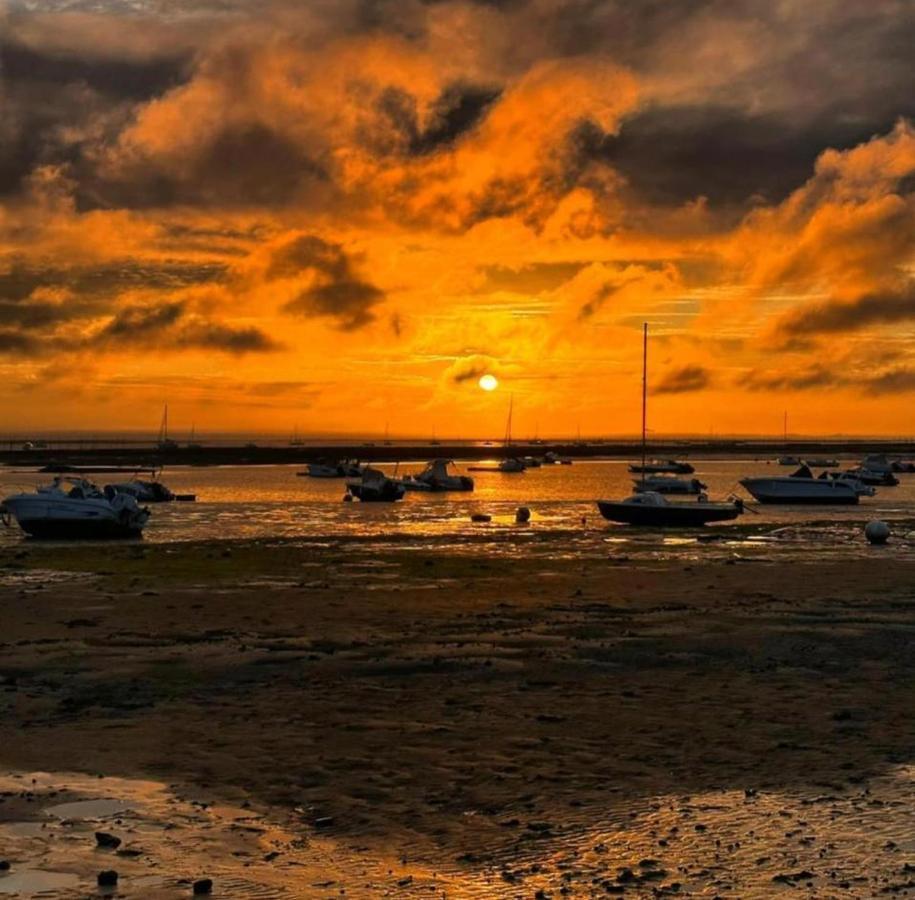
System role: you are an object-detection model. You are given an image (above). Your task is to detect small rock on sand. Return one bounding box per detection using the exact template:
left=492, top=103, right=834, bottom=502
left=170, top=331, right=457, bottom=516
left=193, top=878, right=213, bottom=894
left=0, top=860, right=10, bottom=871
left=95, top=831, right=121, bottom=849
left=97, top=870, right=118, bottom=886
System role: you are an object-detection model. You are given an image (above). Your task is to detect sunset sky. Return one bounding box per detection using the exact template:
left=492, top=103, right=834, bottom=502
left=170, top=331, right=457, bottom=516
left=1, top=0, right=913, bottom=438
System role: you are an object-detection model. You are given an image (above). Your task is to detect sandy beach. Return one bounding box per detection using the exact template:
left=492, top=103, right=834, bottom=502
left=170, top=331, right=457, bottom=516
left=1, top=538, right=914, bottom=897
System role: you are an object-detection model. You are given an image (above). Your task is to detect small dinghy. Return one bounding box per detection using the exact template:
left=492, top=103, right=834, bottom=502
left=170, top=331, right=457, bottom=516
left=598, top=491, right=743, bottom=526
left=628, top=458, right=695, bottom=475
left=346, top=467, right=405, bottom=502
left=2, top=477, right=150, bottom=539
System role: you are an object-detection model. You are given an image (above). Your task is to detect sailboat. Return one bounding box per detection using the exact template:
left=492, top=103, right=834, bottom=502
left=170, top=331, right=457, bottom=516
left=187, top=422, right=202, bottom=451
left=499, top=395, right=525, bottom=472
left=157, top=404, right=178, bottom=452
left=289, top=424, right=305, bottom=447
left=597, top=324, right=743, bottom=526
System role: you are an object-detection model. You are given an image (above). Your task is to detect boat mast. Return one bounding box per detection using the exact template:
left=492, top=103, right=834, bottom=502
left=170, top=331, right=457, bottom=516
left=505, top=394, right=514, bottom=448
left=641, top=323, right=648, bottom=479
left=159, top=404, right=169, bottom=444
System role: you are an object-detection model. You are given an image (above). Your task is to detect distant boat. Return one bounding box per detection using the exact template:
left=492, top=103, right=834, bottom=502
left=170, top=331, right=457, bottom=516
left=289, top=424, right=305, bottom=447
left=400, top=459, right=474, bottom=492
left=543, top=451, right=572, bottom=465
left=629, top=459, right=695, bottom=475
left=157, top=404, right=178, bottom=451
left=633, top=476, right=707, bottom=495
left=346, top=467, right=405, bottom=502
left=499, top=395, right=526, bottom=473
left=1, top=477, right=150, bottom=539
left=109, top=478, right=196, bottom=503
left=777, top=455, right=800, bottom=466
left=836, top=466, right=898, bottom=486
left=302, top=459, right=363, bottom=478
left=804, top=457, right=839, bottom=468
left=187, top=423, right=202, bottom=450
left=741, top=465, right=862, bottom=504
left=597, top=323, right=742, bottom=527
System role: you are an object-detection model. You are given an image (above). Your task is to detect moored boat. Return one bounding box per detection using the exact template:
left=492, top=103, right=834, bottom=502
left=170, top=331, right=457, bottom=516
left=740, top=466, right=861, bottom=504
left=628, top=458, right=695, bottom=475
left=598, top=492, right=743, bottom=526
left=633, top=476, right=707, bottom=495
left=1, top=477, right=150, bottom=539
left=346, top=467, right=405, bottom=502
left=400, top=459, right=474, bottom=492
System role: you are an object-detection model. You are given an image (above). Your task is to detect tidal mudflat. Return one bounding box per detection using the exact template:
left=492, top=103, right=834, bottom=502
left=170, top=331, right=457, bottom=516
left=1, top=539, right=913, bottom=897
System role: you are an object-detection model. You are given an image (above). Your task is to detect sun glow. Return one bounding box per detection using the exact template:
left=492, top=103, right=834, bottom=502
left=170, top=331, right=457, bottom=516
left=479, top=374, right=499, bottom=392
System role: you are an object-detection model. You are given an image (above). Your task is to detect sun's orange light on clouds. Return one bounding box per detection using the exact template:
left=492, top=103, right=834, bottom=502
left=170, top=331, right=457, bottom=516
left=0, top=1, right=913, bottom=437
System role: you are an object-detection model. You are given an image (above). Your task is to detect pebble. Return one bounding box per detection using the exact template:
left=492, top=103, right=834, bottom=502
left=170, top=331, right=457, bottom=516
left=97, top=870, right=118, bottom=886
left=193, top=878, right=213, bottom=895
left=0, top=860, right=9, bottom=871
left=95, top=831, right=122, bottom=849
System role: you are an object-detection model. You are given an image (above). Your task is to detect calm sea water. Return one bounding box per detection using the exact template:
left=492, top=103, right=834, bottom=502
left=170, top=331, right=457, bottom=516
left=2, top=458, right=915, bottom=560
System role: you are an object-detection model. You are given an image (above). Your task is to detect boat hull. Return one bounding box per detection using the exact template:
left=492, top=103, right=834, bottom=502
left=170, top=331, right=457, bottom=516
left=740, top=478, right=858, bottom=504
left=3, top=497, right=147, bottom=539
left=597, top=500, right=740, bottom=526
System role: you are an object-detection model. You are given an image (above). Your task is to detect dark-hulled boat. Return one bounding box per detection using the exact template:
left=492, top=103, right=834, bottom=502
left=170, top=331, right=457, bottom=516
left=598, top=491, right=743, bottom=526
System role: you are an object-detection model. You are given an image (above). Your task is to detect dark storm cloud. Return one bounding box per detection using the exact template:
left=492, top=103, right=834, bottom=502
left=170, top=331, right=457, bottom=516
left=272, top=235, right=386, bottom=330
left=601, top=107, right=913, bottom=208
left=94, top=300, right=280, bottom=354
left=0, top=39, right=189, bottom=100
left=738, top=365, right=841, bottom=392
left=366, top=83, right=501, bottom=156
left=0, top=260, right=228, bottom=301
left=655, top=364, right=711, bottom=394
left=0, top=328, right=42, bottom=355
left=777, top=285, right=915, bottom=336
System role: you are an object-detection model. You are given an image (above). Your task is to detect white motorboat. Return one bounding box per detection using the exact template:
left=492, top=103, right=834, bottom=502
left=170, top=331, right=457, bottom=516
left=303, top=459, right=363, bottom=478
left=633, top=476, right=707, bottom=495
left=741, top=465, right=862, bottom=504
left=1, top=477, right=150, bottom=538
left=400, top=459, right=474, bottom=492
left=521, top=456, right=542, bottom=469
left=543, top=451, right=572, bottom=465
left=345, top=467, right=405, bottom=502
left=777, top=455, right=800, bottom=466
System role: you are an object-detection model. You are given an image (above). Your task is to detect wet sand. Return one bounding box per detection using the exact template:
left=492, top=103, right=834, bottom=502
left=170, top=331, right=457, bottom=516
left=1, top=539, right=914, bottom=896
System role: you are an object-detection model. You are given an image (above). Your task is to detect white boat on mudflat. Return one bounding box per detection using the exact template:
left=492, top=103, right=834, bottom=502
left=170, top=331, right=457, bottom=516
left=400, top=459, right=474, bottom=492
left=741, top=466, right=862, bottom=504
left=1, top=477, right=150, bottom=538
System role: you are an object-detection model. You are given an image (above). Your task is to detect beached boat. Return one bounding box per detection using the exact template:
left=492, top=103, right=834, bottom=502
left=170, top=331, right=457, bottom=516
left=499, top=457, right=526, bottom=473
left=633, top=476, right=707, bottom=495
left=777, top=455, right=800, bottom=466
left=598, top=324, right=741, bottom=527
left=543, top=451, right=572, bottom=465
left=804, top=457, right=839, bottom=468
left=109, top=478, right=196, bottom=502
left=835, top=466, right=898, bottom=487
left=741, top=465, right=861, bottom=504
left=346, top=467, right=405, bottom=502
left=400, top=459, right=474, bottom=492
left=628, top=458, right=695, bottom=475
left=1, top=477, right=150, bottom=538
left=598, top=492, right=743, bottom=526
left=302, top=460, right=363, bottom=478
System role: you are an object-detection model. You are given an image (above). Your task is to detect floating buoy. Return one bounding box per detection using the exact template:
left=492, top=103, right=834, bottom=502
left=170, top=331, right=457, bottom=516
left=864, top=520, right=890, bottom=545
left=515, top=506, right=531, bottom=524
left=470, top=513, right=491, bottom=523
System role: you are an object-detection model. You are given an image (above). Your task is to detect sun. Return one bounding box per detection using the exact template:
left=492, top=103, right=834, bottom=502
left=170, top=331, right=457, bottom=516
left=478, top=374, right=499, bottom=392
